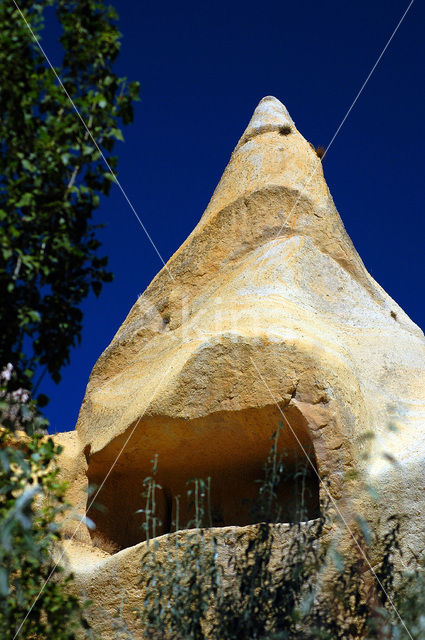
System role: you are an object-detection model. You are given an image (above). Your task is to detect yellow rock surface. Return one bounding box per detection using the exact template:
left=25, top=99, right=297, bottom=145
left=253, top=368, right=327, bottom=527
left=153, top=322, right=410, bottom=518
left=55, top=96, right=425, bottom=638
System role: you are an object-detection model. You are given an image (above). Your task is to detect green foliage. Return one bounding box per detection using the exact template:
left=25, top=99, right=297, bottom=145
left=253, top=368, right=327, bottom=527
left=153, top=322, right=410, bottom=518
left=0, top=381, right=86, bottom=638
left=0, top=2, right=139, bottom=636
left=139, top=473, right=219, bottom=640
left=209, top=425, right=325, bottom=639
left=0, top=0, right=140, bottom=393
left=134, top=432, right=422, bottom=640
left=304, top=519, right=402, bottom=640
left=136, top=434, right=326, bottom=640
left=393, top=549, right=425, bottom=639
left=211, top=519, right=325, bottom=640
left=140, top=528, right=220, bottom=640
left=137, top=454, right=162, bottom=544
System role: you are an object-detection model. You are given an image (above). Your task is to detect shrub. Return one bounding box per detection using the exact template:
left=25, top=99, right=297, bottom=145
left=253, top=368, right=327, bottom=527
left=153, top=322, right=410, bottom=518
left=135, top=426, right=416, bottom=640
left=0, top=366, right=88, bottom=639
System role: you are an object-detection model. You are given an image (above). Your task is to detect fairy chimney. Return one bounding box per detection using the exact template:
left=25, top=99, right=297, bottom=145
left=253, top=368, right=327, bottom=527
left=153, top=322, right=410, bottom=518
left=55, top=97, right=425, bottom=637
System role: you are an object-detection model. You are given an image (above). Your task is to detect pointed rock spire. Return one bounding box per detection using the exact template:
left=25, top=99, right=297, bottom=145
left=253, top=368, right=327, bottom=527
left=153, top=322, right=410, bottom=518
left=75, top=94, right=424, bottom=461
left=53, top=100, right=425, bottom=636
left=201, top=94, right=328, bottom=225
left=236, top=96, right=295, bottom=148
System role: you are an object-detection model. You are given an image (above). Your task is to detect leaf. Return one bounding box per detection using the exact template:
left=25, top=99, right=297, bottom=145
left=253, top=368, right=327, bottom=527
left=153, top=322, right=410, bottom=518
left=111, top=127, right=124, bottom=141
left=383, top=451, right=400, bottom=466
left=15, top=192, right=33, bottom=208
left=27, top=310, right=41, bottom=323
left=330, top=547, right=345, bottom=573
left=37, top=393, right=49, bottom=408
left=0, top=567, right=9, bottom=597
left=79, top=514, right=96, bottom=530
left=22, top=158, right=36, bottom=172
left=91, top=280, right=102, bottom=297
left=356, top=515, right=372, bottom=545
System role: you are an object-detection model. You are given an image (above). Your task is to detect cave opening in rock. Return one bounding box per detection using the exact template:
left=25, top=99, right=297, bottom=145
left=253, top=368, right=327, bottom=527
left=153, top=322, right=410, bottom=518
left=86, top=406, right=320, bottom=554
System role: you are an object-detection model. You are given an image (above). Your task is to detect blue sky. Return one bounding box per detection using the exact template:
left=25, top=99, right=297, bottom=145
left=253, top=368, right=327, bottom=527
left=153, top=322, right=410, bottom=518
left=39, top=0, right=424, bottom=432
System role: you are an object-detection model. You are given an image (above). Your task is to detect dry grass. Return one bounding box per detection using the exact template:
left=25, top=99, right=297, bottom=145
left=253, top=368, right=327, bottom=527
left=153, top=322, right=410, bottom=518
left=279, top=125, right=292, bottom=136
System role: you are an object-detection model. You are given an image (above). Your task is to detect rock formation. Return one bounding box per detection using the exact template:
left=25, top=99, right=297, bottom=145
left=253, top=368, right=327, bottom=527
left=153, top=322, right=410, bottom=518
left=55, top=96, right=425, bottom=637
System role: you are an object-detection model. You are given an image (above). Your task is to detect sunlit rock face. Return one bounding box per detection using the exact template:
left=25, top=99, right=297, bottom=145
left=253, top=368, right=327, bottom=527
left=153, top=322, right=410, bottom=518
left=56, top=96, right=425, bottom=637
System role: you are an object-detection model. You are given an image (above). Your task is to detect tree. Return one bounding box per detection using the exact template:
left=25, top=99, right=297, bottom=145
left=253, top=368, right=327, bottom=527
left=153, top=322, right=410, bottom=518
left=0, top=0, right=140, bottom=398
left=0, top=2, right=139, bottom=636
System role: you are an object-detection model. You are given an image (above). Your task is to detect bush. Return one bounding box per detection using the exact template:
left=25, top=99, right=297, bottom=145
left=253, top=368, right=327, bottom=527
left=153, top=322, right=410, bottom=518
left=135, top=427, right=419, bottom=640
left=0, top=366, right=88, bottom=639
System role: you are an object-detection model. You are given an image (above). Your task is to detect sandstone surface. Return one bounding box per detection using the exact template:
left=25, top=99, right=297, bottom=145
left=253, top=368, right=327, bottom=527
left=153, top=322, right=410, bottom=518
left=55, top=96, right=425, bottom=638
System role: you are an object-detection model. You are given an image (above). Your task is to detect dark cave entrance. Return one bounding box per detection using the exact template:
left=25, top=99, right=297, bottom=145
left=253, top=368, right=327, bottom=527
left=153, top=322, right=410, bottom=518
left=86, top=406, right=321, bottom=554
